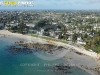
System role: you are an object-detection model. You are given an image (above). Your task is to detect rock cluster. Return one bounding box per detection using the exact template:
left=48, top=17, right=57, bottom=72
left=53, top=65, right=72, bottom=74
left=7, top=41, right=65, bottom=54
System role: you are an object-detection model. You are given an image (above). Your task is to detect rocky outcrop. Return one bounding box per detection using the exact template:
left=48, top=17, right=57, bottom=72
left=53, top=65, right=72, bottom=74
left=7, top=41, right=65, bottom=54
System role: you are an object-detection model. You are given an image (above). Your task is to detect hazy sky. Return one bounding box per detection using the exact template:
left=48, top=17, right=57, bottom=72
left=0, top=0, right=100, bottom=10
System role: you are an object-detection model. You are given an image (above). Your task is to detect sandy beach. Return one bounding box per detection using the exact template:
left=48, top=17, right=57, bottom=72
left=0, top=30, right=98, bottom=58
left=0, top=30, right=100, bottom=75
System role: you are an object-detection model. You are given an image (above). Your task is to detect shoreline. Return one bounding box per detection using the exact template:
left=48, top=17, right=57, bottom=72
left=0, top=30, right=98, bottom=58
left=0, top=30, right=100, bottom=75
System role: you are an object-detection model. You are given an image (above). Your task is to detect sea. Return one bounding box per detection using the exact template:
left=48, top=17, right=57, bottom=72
left=0, top=37, right=91, bottom=75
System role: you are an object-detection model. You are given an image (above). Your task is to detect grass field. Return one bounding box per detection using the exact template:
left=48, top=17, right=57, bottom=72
left=28, top=34, right=67, bottom=43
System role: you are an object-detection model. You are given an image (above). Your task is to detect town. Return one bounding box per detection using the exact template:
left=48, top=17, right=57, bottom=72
left=0, top=10, right=100, bottom=53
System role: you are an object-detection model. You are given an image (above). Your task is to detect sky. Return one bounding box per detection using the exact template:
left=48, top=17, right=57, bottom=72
left=0, top=0, right=100, bottom=10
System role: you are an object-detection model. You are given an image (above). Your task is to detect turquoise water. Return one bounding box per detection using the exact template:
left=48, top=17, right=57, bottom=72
left=0, top=37, right=91, bottom=75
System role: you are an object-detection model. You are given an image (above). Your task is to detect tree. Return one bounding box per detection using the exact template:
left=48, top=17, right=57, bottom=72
left=81, top=33, right=88, bottom=40
left=63, top=34, right=68, bottom=40
left=72, top=33, right=78, bottom=42
left=34, top=19, right=50, bottom=30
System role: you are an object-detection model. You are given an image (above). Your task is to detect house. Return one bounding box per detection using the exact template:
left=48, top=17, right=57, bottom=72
left=93, top=24, right=100, bottom=30
left=77, top=37, right=81, bottom=41
left=26, top=23, right=35, bottom=27
left=94, top=24, right=97, bottom=30
left=10, top=23, right=18, bottom=27
left=37, top=28, right=44, bottom=36
left=49, top=31, right=55, bottom=36
left=55, top=35, right=59, bottom=39
left=68, top=36, right=72, bottom=41
left=77, top=37, right=86, bottom=45
left=77, top=40, right=86, bottom=45
left=52, top=22, right=57, bottom=25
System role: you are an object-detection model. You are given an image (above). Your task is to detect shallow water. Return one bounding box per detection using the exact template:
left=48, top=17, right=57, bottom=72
left=0, top=37, right=91, bottom=75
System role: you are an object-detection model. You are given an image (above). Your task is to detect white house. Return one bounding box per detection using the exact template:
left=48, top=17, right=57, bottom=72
left=26, top=23, right=35, bottom=27
left=68, top=36, right=72, bottom=41
left=55, top=35, right=59, bottom=39
left=77, top=37, right=86, bottom=45
left=49, top=31, right=55, bottom=36
left=37, top=28, right=44, bottom=36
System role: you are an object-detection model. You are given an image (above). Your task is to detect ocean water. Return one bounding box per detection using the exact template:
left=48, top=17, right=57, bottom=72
left=0, top=37, right=91, bottom=75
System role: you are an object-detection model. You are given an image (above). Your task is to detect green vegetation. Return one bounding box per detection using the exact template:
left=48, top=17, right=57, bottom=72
left=72, top=33, right=78, bottom=42
left=34, top=19, right=51, bottom=30
left=30, top=34, right=67, bottom=43
left=84, top=30, right=100, bottom=53
left=8, top=22, right=29, bottom=34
